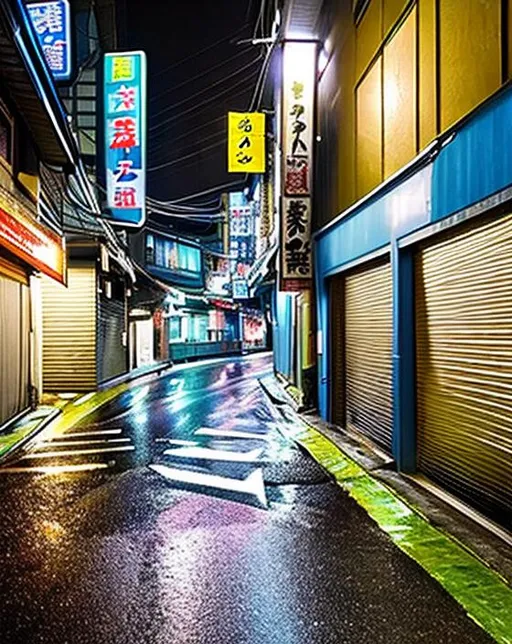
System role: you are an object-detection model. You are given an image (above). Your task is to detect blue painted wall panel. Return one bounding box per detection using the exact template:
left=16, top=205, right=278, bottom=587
left=313, top=86, right=512, bottom=422
left=274, top=290, right=294, bottom=380
left=314, top=165, right=432, bottom=417
left=432, top=87, right=512, bottom=221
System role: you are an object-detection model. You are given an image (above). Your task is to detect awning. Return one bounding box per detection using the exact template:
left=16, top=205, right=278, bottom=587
left=0, top=0, right=77, bottom=167
left=283, top=0, right=323, bottom=39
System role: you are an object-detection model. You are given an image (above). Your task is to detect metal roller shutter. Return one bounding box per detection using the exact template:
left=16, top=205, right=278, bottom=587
left=345, top=260, right=393, bottom=451
left=416, top=214, right=512, bottom=524
left=42, top=263, right=97, bottom=392
left=97, top=295, right=126, bottom=384
left=0, top=275, right=30, bottom=424
left=330, top=276, right=345, bottom=426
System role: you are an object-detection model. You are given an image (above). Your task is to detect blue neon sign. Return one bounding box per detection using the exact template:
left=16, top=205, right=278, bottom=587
left=27, top=0, right=72, bottom=81
left=104, top=51, right=147, bottom=228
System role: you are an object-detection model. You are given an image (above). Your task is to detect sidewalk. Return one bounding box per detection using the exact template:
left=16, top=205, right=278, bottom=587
left=259, top=374, right=512, bottom=644
left=0, top=360, right=173, bottom=463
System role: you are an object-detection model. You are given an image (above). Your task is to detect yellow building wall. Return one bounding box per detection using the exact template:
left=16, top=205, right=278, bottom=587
left=383, top=0, right=409, bottom=36
left=337, top=3, right=357, bottom=214
left=321, top=0, right=505, bottom=225
left=418, top=0, right=437, bottom=149
left=383, top=6, right=417, bottom=178
left=356, top=58, right=383, bottom=198
left=356, top=0, right=382, bottom=81
left=439, top=0, right=501, bottom=131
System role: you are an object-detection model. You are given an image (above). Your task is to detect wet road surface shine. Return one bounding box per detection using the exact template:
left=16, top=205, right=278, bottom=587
left=0, top=354, right=494, bottom=643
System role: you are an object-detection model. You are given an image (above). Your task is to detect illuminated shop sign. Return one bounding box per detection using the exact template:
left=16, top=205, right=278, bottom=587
left=228, top=112, right=265, bottom=174
left=0, top=184, right=65, bottom=283
left=280, top=41, right=316, bottom=291
left=104, top=51, right=147, bottom=227
left=28, top=0, right=72, bottom=81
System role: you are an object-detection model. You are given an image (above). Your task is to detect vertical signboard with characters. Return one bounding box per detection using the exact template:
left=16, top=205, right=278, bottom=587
left=27, top=0, right=72, bottom=81
left=281, top=41, right=316, bottom=291
left=228, top=112, right=265, bottom=174
left=104, top=51, right=147, bottom=227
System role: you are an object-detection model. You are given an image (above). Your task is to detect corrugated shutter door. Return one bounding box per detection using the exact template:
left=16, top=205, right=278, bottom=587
left=0, top=276, right=30, bottom=424
left=416, top=214, right=512, bottom=524
left=345, top=261, right=393, bottom=451
left=330, top=276, right=345, bottom=426
left=97, top=295, right=126, bottom=383
left=42, top=264, right=97, bottom=392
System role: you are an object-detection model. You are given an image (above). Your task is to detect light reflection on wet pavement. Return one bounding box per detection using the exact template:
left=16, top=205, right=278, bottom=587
left=0, top=354, right=494, bottom=643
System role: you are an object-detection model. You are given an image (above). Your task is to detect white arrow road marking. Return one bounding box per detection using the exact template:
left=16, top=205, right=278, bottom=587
left=0, top=463, right=111, bottom=474
left=155, top=438, right=198, bottom=446
left=194, top=427, right=271, bottom=441
left=49, top=429, right=123, bottom=439
left=149, top=465, right=267, bottom=507
left=163, top=446, right=264, bottom=463
left=38, top=438, right=131, bottom=447
left=22, top=445, right=135, bottom=459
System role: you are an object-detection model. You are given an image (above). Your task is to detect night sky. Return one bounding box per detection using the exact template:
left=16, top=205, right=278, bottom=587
left=120, top=0, right=263, bottom=210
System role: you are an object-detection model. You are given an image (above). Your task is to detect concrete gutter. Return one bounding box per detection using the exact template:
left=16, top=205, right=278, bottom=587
left=259, top=374, right=512, bottom=644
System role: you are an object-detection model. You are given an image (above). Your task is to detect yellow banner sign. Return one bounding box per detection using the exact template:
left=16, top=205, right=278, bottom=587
left=228, top=112, right=265, bottom=173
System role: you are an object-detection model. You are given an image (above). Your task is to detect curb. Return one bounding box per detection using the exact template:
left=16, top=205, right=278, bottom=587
left=98, top=360, right=174, bottom=391
left=259, top=376, right=512, bottom=644
left=0, top=363, right=175, bottom=462
left=0, top=407, right=62, bottom=465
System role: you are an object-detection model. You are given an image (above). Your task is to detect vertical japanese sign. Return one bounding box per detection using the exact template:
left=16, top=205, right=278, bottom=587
left=104, top=51, right=147, bottom=227
left=229, top=204, right=254, bottom=277
left=281, top=41, right=316, bottom=291
left=27, top=0, right=71, bottom=81
left=228, top=112, right=265, bottom=173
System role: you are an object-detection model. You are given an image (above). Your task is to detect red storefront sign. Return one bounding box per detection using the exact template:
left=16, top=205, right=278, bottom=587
left=0, top=186, right=65, bottom=283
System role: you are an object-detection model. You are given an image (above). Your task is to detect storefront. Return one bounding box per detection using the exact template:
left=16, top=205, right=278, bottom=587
left=414, top=213, right=512, bottom=523
left=314, top=85, right=512, bottom=526
left=0, top=254, right=31, bottom=425
left=0, top=185, right=65, bottom=423
left=242, top=308, right=266, bottom=351
left=41, top=254, right=128, bottom=392
left=330, top=258, right=393, bottom=453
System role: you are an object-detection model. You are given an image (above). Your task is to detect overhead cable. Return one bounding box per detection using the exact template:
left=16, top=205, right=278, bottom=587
left=153, top=24, right=250, bottom=78
left=148, top=140, right=227, bottom=173
left=150, top=46, right=255, bottom=103
left=151, top=55, right=263, bottom=120
left=148, top=68, right=260, bottom=133
left=150, top=129, right=227, bottom=164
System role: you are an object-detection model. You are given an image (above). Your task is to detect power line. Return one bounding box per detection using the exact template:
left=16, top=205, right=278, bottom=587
left=148, top=139, right=226, bottom=173
left=151, top=46, right=255, bottom=103
left=150, top=130, right=226, bottom=165
left=151, top=55, right=263, bottom=120
left=153, top=24, right=250, bottom=79
left=148, top=68, right=260, bottom=134
left=149, top=115, right=227, bottom=154
left=158, top=180, right=246, bottom=206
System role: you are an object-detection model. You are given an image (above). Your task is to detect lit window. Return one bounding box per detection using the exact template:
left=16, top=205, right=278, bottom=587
left=145, top=234, right=155, bottom=265
left=169, top=316, right=181, bottom=342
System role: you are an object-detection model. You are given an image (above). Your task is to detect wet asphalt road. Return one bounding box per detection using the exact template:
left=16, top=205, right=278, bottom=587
left=0, top=354, right=494, bottom=644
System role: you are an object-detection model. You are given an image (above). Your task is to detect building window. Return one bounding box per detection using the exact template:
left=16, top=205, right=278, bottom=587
left=145, top=234, right=155, bottom=265
left=190, top=314, right=208, bottom=342
left=0, top=107, right=12, bottom=164
left=146, top=233, right=201, bottom=274
left=178, top=244, right=200, bottom=272
left=169, top=316, right=182, bottom=342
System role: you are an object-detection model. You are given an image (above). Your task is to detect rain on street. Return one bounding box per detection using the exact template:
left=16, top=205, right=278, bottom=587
left=0, top=354, right=494, bottom=644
